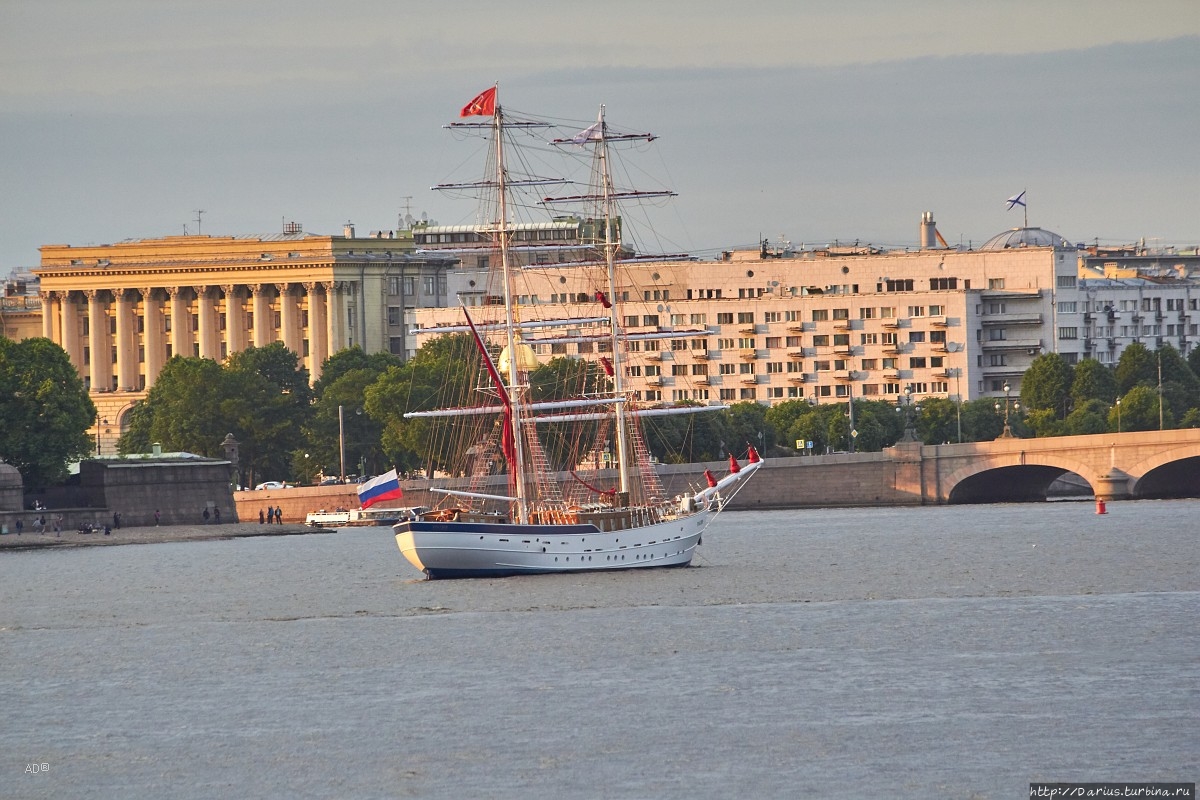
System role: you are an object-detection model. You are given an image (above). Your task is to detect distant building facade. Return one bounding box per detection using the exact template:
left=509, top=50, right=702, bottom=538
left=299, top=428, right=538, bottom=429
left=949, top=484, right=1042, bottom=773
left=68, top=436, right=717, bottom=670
left=33, top=226, right=456, bottom=452
left=411, top=223, right=1199, bottom=409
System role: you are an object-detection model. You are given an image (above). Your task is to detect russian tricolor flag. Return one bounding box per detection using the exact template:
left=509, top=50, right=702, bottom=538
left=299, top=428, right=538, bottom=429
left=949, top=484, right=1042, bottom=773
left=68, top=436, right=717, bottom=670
left=358, top=469, right=404, bottom=509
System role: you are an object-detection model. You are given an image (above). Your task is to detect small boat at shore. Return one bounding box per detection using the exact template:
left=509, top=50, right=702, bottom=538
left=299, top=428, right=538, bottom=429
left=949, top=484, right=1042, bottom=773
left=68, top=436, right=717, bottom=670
left=306, top=507, right=426, bottom=528
left=393, top=87, right=762, bottom=579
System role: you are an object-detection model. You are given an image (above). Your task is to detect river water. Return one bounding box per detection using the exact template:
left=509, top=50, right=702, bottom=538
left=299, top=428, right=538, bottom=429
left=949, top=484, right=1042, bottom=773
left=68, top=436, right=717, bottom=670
left=2, top=501, right=1197, bottom=799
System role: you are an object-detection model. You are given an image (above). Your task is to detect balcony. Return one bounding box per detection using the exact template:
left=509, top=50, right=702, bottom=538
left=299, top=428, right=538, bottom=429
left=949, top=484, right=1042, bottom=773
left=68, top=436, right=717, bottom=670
left=739, top=348, right=758, bottom=360
left=931, top=342, right=949, bottom=353
left=692, top=351, right=709, bottom=360
left=644, top=351, right=662, bottom=361
left=1083, top=312, right=1095, bottom=323
left=787, top=374, right=808, bottom=384
left=787, top=324, right=805, bottom=333
left=833, top=318, right=851, bottom=330
left=739, top=324, right=757, bottom=334
left=693, top=376, right=710, bottom=385
left=646, top=375, right=663, bottom=386
left=881, top=318, right=900, bottom=328
left=981, top=313, right=1043, bottom=327
left=928, top=315, right=948, bottom=327
left=833, top=344, right=853, bottom=356
left=740, top=375, right=759, bottom=385
left=882, top=343, right=902, bottom=354
left=981, top=338, right=1044, bottom=353
left=835, top=370, right=856, bottom=382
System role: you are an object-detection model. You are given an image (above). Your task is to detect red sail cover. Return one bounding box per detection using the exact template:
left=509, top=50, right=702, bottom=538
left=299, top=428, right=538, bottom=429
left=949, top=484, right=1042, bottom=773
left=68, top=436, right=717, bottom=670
left=460, top=87, right=497, bottom=118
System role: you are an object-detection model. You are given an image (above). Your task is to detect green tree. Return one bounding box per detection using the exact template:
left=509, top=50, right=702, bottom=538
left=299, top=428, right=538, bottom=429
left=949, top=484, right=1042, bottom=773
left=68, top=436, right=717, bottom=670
left=960, top=398, right=1005, bottom=442
left=1155, top=344, right=1200, bottom=427
left=1111, top=385, right=1169, bottom=431
left=0, top=336, right=96, bottom=488
left=1070, top=358, right=1118, bottom=407
left=914, top=396, right=961, bottom=444
left=366, top=333, right=484, bottom=475
left=313, top=346, right=402, bottom=399
left=1020, top=353, right=1073, bottom=418
left=1114, top=342, right=1156, bottom=394
left=1065, top=398, right=1111, bottom=435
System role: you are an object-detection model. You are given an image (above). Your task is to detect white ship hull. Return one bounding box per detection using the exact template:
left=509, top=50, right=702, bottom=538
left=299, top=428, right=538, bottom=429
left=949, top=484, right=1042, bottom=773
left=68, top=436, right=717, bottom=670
left=394, top=509, right=713, bottom=579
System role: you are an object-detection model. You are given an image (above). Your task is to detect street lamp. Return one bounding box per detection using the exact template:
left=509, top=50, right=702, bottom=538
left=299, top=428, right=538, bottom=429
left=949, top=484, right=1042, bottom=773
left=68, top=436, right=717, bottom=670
left=95, top=415, right=108, bottom=455
left=898, top=385, right=918, bottom=442
left=995, top=381, right=1020, bottom=439
left=1116, top=397, right=1121, bottom=433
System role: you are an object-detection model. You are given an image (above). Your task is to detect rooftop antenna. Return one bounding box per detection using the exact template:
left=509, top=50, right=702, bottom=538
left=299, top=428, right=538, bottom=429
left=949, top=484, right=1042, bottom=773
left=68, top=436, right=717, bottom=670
left=398, top=196, right=414, bottom=229
left=194, top=209, right=205, bottom=235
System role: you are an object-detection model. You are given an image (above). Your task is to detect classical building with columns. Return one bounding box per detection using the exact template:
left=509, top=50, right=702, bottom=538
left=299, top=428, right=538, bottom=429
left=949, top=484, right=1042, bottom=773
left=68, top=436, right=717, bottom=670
left=34, top=227, right=457, bottom=453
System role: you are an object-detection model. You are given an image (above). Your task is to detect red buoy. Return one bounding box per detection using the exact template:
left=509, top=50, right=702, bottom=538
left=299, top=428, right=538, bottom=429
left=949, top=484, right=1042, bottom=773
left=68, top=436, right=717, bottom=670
left=1096, top=498, right=1107, bottom=515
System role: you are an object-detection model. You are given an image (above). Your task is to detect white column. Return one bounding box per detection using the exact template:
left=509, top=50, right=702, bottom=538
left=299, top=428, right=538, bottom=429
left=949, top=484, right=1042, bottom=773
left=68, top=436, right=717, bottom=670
left=86, top=290, right=109, bottom=391
left=222, top=285, right=247, bottom=355
left=142, top=288, right=165, bottom=390
left=41, top=292, right=57, bottom=339
left=167, top=286, right=193, bottom=359
left=252, top=285, right=273, bottom=347
left=114, top=289, right=137, bottom=390
left=305, top=282, right=328, bottom=380
left=327, top=281, right=347, bottom=355
left=194, top=285, right=219, bottom=360
left=61, top=293, right=84, bottom=372
left=276, top=282, right=301, bottom=356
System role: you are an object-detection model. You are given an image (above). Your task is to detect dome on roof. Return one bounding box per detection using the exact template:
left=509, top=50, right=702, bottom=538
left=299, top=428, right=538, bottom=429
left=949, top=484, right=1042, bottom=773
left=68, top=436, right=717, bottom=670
left=979, top=227, right=1070, bottom=251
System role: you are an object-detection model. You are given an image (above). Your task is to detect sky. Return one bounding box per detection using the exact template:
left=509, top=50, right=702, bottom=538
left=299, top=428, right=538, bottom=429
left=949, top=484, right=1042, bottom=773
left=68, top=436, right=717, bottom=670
left=2, top=0, right=1198, bottom=273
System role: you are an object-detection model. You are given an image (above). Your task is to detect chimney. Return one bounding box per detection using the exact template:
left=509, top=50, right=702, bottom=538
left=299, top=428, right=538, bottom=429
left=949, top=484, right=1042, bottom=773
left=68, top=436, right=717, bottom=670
left=919, top=211, right=937, bottom=250
left=343, top=221, right=355, bottom=238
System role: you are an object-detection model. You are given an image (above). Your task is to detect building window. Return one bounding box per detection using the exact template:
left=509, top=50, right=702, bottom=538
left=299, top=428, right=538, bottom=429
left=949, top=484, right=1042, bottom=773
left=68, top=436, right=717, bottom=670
left=717, top=313, right=733, bottom=325
left=1057, top=275, right=1077, bottom=289
left=739, top=388, right=756, bottom=400
left=812, top=335, right=830, bottom=347
left=832, top=308, right=849, bottom=320
left=860, top=333, right=878, bottom=345
left=643, top=315, right=659, bottom=327
left=720, top=388, right=737, bottom=400
left=765, top=336, right=781, bottom=348
left=988, top=278, right=1005, bottom=290
left=812, top=309, right=829, bottom=322
left=909, top=357, right=927, bottom=368
left=1058, top=327, right=1078, bottom=339
left=388, top=307, right=402, bottom=327
left=930, top=277, right=958, bottom=290
left=737, top=312, right=755, bottom=324
left=908, top=331, right=926, bottom=343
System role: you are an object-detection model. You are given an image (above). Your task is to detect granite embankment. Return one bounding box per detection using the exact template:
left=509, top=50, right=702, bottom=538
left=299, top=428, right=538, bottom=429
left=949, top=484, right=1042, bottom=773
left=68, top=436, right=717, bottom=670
left=0, top=522, right=318, bottom=550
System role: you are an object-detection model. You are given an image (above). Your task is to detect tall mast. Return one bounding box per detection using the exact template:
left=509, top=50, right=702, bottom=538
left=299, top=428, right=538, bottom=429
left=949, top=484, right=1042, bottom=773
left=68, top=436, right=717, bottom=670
left=493, top=95, right=531, bottom=523
left=596, top=106, right=633, bottom=495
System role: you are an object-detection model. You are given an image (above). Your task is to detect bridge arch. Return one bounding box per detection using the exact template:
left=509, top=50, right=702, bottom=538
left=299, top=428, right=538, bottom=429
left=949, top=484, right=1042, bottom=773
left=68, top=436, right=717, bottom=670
left=940, top=451, right=1102, bottom=504
left=1126, top=447, right=1200, bottom=499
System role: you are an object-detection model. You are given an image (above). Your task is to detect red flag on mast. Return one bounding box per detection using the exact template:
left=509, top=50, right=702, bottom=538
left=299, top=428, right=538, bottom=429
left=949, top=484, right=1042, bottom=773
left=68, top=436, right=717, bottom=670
left=460, top=86, right=497, bottom=118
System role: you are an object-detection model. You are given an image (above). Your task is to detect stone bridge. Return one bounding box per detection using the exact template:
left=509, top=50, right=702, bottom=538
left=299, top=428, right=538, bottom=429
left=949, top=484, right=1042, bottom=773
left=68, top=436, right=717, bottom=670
left=656, top=428, right=1200, bottom=508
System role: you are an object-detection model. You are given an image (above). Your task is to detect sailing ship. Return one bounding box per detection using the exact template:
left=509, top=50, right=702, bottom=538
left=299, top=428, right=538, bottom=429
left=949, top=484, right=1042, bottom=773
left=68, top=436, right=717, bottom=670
left=393, top=86, right=762, bottom=579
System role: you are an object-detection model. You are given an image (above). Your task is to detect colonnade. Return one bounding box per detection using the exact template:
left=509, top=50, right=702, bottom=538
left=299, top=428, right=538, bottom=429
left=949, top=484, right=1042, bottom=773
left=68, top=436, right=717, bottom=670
left=40, top=281, right=353, bottom=391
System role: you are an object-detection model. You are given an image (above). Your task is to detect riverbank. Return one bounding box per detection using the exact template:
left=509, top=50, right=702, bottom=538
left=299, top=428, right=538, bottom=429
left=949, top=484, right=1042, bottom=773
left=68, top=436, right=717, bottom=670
left=0, top=521, right=318, bottom=550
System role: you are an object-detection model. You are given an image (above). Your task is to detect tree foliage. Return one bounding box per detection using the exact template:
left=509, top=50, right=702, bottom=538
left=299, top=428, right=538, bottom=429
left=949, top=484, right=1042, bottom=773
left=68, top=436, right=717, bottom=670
left=0, top=336, right=96, bottom=488
left=1020, top=353, right=1073, bottom=418
left=1070, top=358, right=1118, bottom=407
left=119, top=347, right=313, bottom=487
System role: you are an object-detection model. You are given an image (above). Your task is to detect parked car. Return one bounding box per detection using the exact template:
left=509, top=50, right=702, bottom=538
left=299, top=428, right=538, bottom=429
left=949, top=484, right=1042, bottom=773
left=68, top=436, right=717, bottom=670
left=255, top=481, right=287, bottom=490
left=318, top=477, right=341, bottom=486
